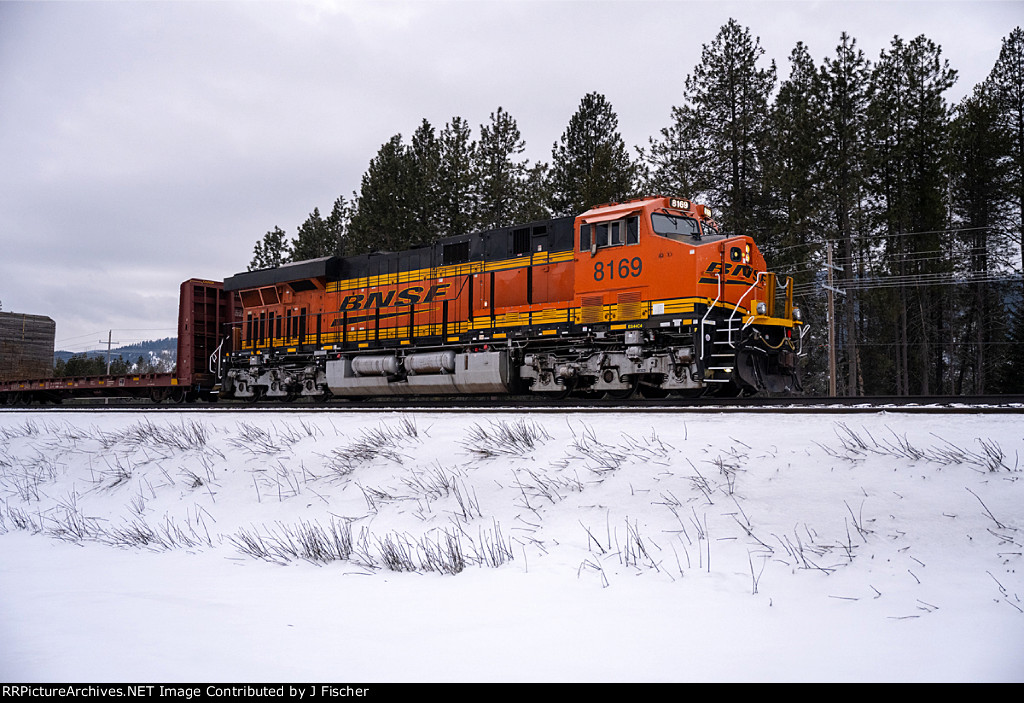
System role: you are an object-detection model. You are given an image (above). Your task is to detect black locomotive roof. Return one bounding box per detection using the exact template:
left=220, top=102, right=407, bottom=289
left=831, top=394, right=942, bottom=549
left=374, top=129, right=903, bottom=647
left=223, top=257, right=342, bottom=292
left=224, top=215, right=575, bottom=289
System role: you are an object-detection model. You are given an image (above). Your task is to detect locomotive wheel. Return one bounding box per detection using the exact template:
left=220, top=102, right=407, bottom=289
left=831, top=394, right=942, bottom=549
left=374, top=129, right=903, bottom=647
left=704, top=380, right=745, bottom=398
left=532, top=378, right=577, bottom=399
left=671, top=387, right=711, bottom=399
left=603, top=377, right=639, bottom=400
left=553, top=378, right=577, bottom=400
left=638, top=383, right=669, bottom=399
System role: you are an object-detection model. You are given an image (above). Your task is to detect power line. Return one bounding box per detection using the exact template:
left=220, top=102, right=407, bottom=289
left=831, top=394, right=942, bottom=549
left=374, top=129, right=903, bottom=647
left=56, top=328, right=176, bottom=346
left=793, top=271, right=1023, bottom=297
left=770, top=224, right=1007, bottom=255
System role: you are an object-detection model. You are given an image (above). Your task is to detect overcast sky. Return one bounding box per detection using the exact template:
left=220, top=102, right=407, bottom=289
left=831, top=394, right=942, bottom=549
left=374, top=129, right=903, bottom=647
left=0, top=0, right=1019, bottom=352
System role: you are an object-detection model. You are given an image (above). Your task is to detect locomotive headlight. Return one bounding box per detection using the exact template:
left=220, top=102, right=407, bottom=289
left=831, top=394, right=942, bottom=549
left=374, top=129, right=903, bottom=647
left=744, top=244, right=751, bottom=264
left=756, top=301, right=767, bottom=316
left=793, top=307, right=802, bottom=321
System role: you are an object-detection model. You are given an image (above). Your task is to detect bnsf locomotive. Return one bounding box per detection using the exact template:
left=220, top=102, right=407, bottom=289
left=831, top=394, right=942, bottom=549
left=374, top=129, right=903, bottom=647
left=218, top=196, right=804, bottom=400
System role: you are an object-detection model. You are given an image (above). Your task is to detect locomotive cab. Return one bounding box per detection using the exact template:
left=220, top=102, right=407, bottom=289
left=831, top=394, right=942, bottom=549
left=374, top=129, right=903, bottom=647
left=555, top=196, right=804, bottom=396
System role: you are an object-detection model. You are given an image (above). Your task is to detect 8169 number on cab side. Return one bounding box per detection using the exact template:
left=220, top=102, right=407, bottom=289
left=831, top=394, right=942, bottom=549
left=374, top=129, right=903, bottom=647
left=593, top=257, right=642, bottom=281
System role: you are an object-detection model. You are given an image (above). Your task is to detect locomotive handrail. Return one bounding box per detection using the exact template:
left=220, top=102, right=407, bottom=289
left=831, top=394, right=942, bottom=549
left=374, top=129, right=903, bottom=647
left=727, top=271, right=768, bottom=348
left=699, top=272, right=723, bottom=362
left=209, top=338, right=225, bottom=377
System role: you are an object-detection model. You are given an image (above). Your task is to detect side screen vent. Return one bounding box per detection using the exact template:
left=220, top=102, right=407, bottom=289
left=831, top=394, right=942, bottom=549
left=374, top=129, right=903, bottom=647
left=443, top=241, right=470, bottom=266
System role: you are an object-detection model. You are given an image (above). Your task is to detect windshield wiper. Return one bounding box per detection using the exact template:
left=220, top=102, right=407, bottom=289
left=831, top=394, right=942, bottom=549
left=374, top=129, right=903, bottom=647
left=661, top=208, right=700, bottom=240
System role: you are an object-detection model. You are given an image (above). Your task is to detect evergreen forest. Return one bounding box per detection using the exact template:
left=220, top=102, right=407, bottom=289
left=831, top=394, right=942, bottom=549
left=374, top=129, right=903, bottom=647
left=247, top=21, right=1024, bottom=398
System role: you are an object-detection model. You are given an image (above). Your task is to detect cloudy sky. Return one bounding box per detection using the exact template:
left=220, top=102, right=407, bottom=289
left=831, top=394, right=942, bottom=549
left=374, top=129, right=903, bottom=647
left=0, top=0, right=1019, bottom=352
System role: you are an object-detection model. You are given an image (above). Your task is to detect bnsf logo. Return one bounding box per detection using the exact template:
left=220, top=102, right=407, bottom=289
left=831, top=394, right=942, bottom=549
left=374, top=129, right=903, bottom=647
left=339, top=283, right=452, bottom=311
left=700, top=262, right=756, bottom=282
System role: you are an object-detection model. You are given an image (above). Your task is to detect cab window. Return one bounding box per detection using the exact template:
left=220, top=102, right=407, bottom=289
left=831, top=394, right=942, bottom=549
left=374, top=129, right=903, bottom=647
left=579, top=224, right=590, bottom=251
left=580, top=216, right=639, bottom=251
left=651, top=212, right=700, bottom=240
left=652, top=212, right=724, bottom=242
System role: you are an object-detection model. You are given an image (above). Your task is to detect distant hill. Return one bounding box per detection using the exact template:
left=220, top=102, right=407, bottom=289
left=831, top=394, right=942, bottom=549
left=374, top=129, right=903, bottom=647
left=54, top=337, right=177, bottom=373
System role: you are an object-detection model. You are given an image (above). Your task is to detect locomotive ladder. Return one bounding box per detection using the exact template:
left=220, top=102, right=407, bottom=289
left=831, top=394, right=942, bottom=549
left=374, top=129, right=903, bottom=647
left=703, top=319, right=743, bottom=383
left=698, top=271, right=735, bottom=384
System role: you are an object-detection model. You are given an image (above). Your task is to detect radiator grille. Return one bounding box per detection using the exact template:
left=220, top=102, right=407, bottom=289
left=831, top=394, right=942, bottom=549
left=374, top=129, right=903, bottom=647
left=581, top=296, right=604, bottom=324
left=615, top=292, right=642, bottom=321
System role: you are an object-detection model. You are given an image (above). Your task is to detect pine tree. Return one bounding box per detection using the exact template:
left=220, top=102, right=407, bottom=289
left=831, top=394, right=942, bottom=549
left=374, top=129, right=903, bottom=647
left=60, top=355, right=107, bottom=377
left=475, top=107, right=529, bottom=229
left=866, top=34, right=957, bottom=394
left=948, top=83, right=1012, bottom=393
left=985, top=27, right=1024, bottom=392
left=108, top=355, right=130, bottom=376
left=647, top=19, right=775, bottom=236
left=765, top=41, right=823, bottom=265
left=519, top=162, right=553, bottom=222
left=988, top=27, right=1024, bottom=287
left=818, top=33, right=871, bottom=396
left=641, top=106, right=700, bottom=201
left=248, top=226, right=289, bottom=271
left=409, top=119, right=442, bottom=245
left=437, top=116, right=477, bottom=238
left=325, top=195, right=353, bottom=257
left=759, top=42, right=832, bottom=396
left=1003, top=302, right=1024, bottom=393
left=549, top=92, right=636, bottom=216
left=289, top=207, right=332, bottom=262
left=347, top=134, right=422, bottom=254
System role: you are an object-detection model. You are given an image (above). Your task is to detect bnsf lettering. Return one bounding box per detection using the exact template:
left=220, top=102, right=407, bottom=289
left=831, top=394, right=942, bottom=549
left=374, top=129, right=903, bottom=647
left=339, top=283, right=451, bottom=312
left=366, top=290, right=396, bottom=308
left=396, top=287, right=423, bottom=305
left=340, top=294, right=364, bottom=311
left=423, top=283, right=450, bottom=302
left=703, top=262, right=755, bottom=279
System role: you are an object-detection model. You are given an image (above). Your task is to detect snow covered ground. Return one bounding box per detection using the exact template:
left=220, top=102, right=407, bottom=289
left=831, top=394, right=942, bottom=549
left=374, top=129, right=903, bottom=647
left=0, top=408, right=1021, bottom=682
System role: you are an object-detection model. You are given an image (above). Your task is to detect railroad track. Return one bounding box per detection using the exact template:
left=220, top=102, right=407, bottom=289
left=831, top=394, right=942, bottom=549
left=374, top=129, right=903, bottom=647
left=3, top=395, right=1023, bottom=413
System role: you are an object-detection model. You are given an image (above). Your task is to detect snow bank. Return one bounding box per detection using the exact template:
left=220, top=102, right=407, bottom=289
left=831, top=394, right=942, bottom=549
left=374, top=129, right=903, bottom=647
left=1, top=410, right=1021, bottom=682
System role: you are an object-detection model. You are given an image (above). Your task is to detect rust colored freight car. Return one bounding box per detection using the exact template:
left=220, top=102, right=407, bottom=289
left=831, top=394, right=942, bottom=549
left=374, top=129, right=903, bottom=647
left=220, top=196, right=805, bottom=400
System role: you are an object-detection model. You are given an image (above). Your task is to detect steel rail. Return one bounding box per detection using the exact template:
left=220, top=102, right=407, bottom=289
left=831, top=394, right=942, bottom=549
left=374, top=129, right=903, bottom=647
left=3, top=395, right=1023, bottom=414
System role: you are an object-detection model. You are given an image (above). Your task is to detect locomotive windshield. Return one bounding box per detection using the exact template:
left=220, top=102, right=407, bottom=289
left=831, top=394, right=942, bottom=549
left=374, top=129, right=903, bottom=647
left=652, top=212, right=723, bottom=242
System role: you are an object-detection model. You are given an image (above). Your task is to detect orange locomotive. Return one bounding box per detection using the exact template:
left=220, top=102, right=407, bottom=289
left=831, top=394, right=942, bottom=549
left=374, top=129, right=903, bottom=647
left=220, top=196, right=804, bottom=400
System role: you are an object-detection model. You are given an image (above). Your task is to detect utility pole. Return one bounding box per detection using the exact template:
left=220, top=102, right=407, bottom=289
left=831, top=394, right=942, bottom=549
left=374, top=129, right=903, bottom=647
left=823, top=241, right=845, bottom=397
left=101, top=331, right=120, bottom=375
left=99, top=330, right=121, bottom=407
